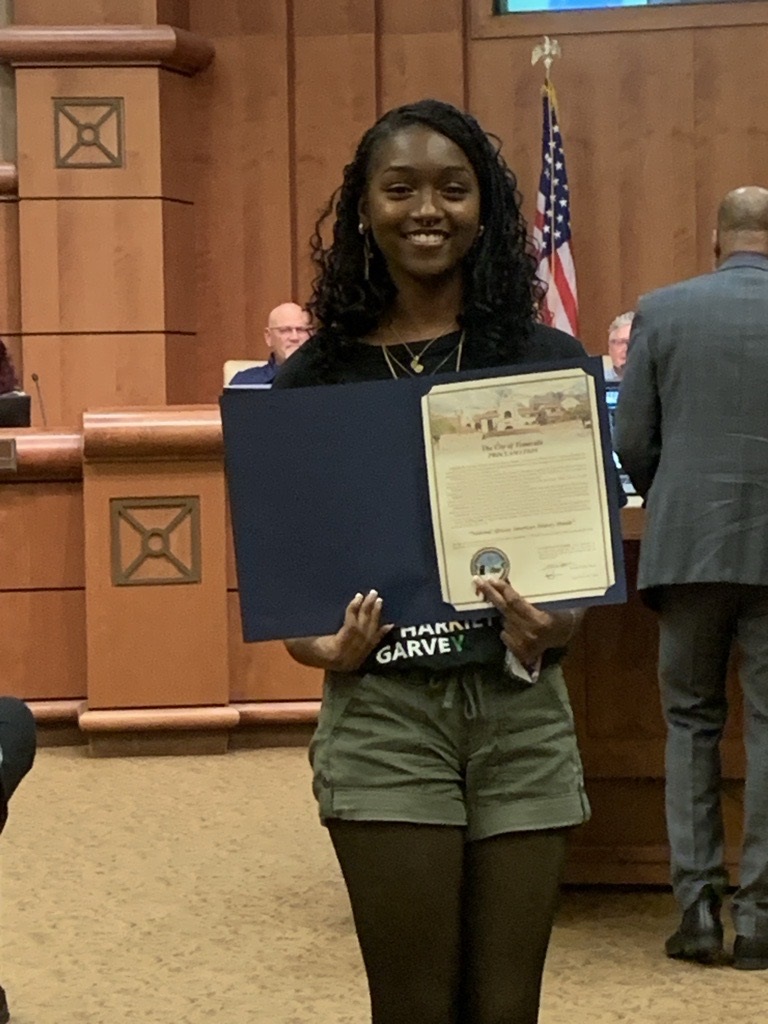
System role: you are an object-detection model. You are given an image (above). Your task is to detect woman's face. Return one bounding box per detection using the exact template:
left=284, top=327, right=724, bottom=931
left=360, top=125, right=481, bottom=285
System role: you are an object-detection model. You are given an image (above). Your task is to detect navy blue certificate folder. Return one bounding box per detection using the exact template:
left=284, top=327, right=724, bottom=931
left=221, top=357, right=627, bottom=642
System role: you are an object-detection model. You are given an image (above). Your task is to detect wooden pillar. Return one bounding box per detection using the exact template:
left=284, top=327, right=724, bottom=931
left=0, top=3, right=213, bottom=427
left=0, top=161, right=19, bottom=371
left=0, top=1, right=19, bottom=377
left=79, top=406, right=235, bottom=756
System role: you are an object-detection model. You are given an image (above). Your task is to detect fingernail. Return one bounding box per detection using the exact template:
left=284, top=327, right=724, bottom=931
left=375, top=597, right=383, bottom=605
left=369, top=589, right=378, bottom=597
left=354, top=593, right=363, bottom=600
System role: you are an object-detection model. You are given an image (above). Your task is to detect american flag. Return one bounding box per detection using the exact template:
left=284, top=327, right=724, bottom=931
left=533, top=82, right=579, bottom=336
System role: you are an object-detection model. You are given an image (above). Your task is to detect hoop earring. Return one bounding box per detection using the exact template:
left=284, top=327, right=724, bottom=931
left=360, top=224, right=373, bottom=282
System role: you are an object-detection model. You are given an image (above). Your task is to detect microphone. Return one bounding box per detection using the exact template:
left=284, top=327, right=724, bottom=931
left=31, top=372, right=48, bottom=429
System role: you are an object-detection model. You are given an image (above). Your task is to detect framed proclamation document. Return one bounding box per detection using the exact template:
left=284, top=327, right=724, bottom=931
left=221, top=356, right=626, bottom=642
left=421, top=367, right=615, bottom=612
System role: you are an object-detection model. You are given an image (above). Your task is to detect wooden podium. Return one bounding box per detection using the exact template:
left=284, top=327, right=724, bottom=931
left=0, top=409, right=324, bottom=757
left=79, top=407, right=237, bottom=753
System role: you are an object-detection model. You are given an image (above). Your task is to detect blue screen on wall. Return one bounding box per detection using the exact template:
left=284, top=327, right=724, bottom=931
left=498, top=0, right=739, bottom=11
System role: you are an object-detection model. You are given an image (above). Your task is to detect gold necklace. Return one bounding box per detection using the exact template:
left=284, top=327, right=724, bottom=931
left=389, top=321, right=458, bottom=374
left=431, top=333, right=464, bottom=374
left=381, top=346, right=413, bottom=378
left=381, top=331, right=464, bottom=380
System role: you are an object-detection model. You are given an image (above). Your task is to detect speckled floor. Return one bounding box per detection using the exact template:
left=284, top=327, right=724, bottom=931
left=2, top=746, right=767, bottom=1024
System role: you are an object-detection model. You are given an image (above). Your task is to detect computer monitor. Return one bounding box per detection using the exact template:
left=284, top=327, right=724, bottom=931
left=0, top=392, right=31, bottom=427
left=603, top=383, right=636, bottom=496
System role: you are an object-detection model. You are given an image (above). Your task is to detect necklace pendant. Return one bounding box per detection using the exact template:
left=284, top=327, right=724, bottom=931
left=411, top=358, right=424, bottom=373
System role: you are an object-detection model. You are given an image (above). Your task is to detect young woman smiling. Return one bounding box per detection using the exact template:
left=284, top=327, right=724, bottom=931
left=273, top=99, right=590, bottom=1024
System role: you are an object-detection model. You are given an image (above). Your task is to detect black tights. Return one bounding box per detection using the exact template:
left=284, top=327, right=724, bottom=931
left=328, top=820, right=567, bottom=1024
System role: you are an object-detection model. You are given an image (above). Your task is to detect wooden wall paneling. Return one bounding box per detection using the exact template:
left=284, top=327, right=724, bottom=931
left=20, top=198, right=169, bottom=334
left=0, top=482, right=84, bottom=589
left=377, top=0, right=467, bottom=113
left=583, top=545, right=664, bottom=746
left=561, top=29, right=696, bottom=335
left=0, top=197, right=20, bottom=373
left=564, top=779, right=670, bottom=884
left=13, top=0, right=177, bottom=24
left=157, top=0, right=190, bottom=29
left=12, top=53, right=205, bottom=424
left=565, top=777, right=743, bottom=885
left=162, top=198, right=196, bottom=334
left=292, top=0, right=378, bottom=303
left=159, top=69, right=195, bottom=203
left=470, top=30, right=698, bottom=356
left=188, top=0, right=292, bottom=404
left=188, top=0, right=281, bottom=36
left=561, top=622, right=587, bottom=724
left=21, top=335, right=168, bottom=427
left=227, top=593, right=323, bottom=702
left=225, top=498, right=238, bottom=590
left=84, top=459, right=228, bottom=710
left=0, top=589, right=86, bottom=701
left=692, top=25, right=768, bottom=266
left=15, top=68, right=163, bottom=200
left=164, top=335, right=197, bottom=405
left=467, top=37, right=540, bottom=264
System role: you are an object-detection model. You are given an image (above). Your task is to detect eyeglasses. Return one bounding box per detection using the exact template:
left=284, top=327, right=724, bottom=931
left=268, top=326, right=311, bottom=338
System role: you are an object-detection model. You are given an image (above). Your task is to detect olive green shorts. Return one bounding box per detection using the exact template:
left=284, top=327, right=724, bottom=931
left=309, top=662, right=590, bottom=842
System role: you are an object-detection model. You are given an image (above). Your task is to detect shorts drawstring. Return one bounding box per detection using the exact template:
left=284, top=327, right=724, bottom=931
left=434, top=673, right=485, bottom=720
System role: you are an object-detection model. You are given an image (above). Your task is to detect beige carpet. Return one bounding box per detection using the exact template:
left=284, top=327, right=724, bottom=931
left=2, top=746, right=767, bottom=1024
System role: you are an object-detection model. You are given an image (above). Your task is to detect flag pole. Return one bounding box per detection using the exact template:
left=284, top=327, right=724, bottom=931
left=531, top=36, right=562, bottom=286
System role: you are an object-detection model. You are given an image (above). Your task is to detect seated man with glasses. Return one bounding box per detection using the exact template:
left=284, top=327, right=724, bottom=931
left=604, top=310, right=634, bottom=384
left=229, top=302, right=312, bottom=386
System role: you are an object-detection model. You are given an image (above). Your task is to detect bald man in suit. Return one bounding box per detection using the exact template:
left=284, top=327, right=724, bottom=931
left=616, top=187, right=768, bottom=970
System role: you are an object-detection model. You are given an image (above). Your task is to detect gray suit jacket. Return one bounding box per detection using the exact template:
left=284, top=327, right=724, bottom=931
left=615, top=252, right=768, bottom=596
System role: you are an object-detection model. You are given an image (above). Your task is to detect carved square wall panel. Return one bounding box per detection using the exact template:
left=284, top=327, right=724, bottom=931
left=53, top=97, right=125, bottom=169
left=110, top=497, right=201, bottom=586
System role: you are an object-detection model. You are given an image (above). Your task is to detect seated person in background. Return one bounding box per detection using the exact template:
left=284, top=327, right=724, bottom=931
left=603, top=310, right=634, bottom=383
left=0, top=697, right=37, bottom=1024
left=0, top=339, right=20, bottom=395
left=228, top=302, right=312, bottom=386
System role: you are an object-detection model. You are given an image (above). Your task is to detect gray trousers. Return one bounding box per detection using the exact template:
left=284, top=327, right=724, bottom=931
left=658, top=583, right=768, bottom=936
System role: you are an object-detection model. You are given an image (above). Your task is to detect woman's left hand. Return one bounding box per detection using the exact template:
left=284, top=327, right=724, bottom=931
left=473, top=577, right=579, bottom=665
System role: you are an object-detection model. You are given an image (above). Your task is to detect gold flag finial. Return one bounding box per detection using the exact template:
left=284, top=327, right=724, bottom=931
left=531, top=36, right=561, bottom=77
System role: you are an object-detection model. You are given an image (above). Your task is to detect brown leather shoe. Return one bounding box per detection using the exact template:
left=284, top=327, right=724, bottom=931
left=665, top=885, right=724, bottom=964
left=733, top=934, right=768, bottom=970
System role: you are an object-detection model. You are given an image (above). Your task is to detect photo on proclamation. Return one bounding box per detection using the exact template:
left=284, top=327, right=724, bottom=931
left=422, top=367, right=615, bottom=612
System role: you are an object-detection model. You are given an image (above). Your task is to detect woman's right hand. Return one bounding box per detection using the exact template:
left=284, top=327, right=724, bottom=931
left=284, top=590, right=393, bottom=672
